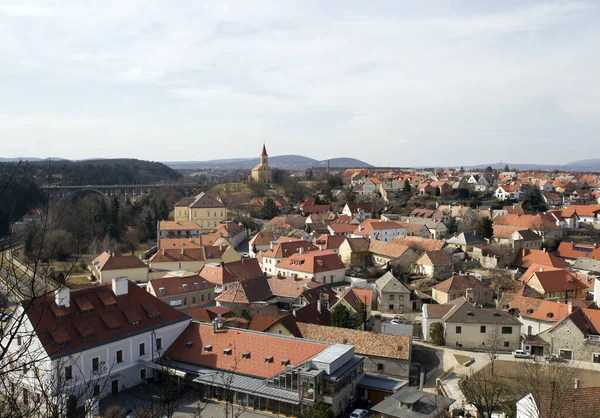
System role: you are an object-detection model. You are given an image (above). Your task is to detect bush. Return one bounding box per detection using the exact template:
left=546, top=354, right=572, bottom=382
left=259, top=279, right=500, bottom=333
left=430, top=322, right=445, bottom=346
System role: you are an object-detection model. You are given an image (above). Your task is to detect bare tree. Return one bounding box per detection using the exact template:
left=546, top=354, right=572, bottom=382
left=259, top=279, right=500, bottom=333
left=460, top=368, right=507, bottom=418
left=485, top=324, right=502, bottom=376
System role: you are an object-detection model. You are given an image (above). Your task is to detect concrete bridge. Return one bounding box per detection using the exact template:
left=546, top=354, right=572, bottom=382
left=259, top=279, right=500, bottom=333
left=41, top=183, right=210, bottom=202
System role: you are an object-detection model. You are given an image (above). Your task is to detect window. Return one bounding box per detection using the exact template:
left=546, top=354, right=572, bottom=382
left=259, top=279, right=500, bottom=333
left=560, top=349, right=573, bottom=361
left=208, top=293, right=211, bottom=300
left=214, top=212, right=216, bottom=217
left=201, top=294, right=204, bottom=302
left=65, top=366, right=72, bottom=380
left=389, top=304, right=394, bottom=311
left=159, top=287, right=165, bottom=295
left=399, top=295, right=404, bottom=301
left=140, top=368, right=146, bottom=380
left=389, top=295, right=395, bottom=301
left=156, top=337, right=163, bottom=351
left=504, top=341, right=510, bottom=348
left=480, top=326, right=486, bottom=333
left=377, top=363, right=384, bottom=372
left=192, top=296, right=196, bottom=304
left=221, top=211, right=224, bottom=217
left=207, top=211, right=210, bottom=217
left=116, top=350, right=123, bottom=363
left=184, top=298, right=187, bottom=305
left=456, top=326, right=462, bottom=334
left=23, top=388, right=28, bottom=406
left=17, top=336, right=22, bottom=346
left=139, top=343, right=146, bottom=356
left=501, top=327, right=513, bottom=334
left=593, top=353, right=600, bottom=364
left=182, top=284, right=188, bottom=291
left=93, top=384, right=100, bottom=396
left=92, top=357, right=99, bottom=372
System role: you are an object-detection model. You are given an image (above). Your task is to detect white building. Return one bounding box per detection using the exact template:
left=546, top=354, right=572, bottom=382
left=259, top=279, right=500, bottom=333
left=274, top=250, right=346, bottom=284
left=2, top=278, right=190, bottom=414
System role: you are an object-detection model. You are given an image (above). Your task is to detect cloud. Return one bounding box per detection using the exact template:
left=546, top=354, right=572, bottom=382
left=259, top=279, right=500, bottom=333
left=1, top=0, right=600, bottom=165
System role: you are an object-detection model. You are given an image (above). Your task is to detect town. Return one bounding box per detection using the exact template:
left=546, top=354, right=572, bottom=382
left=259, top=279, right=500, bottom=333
left=1, top=143, right=600, bottom=418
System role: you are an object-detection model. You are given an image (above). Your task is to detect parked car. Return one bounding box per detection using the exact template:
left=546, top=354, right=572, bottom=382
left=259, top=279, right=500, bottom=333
left=545, top=354, right=566, bottom=363
left=350, top=409, right=369, bottom=418
left=512, top=350, right=532, bottom=359
left=390, top=319, right=404, bottom=325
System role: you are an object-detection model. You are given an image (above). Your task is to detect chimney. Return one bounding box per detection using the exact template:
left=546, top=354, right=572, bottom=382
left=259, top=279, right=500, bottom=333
left=181, top=247, right=184, bottom=255
left=522, top=248, right=526, bottom=257
left=359, top=225, right=363, bottom=231
left=319, top=245, right=323, bottom=251
left=299, top=247, right=304, bottom=254
left=162, top=248, right=165, bottom=255
left=270, top=241, right=274, bottom=250
left=54, top=287, right=70, bottom=308
left=567, top=300, right=573, bottom=315
left=373, top=313, right=382, bottom=333
left=574, top=378, right=581, bottom=389
left=110, top=251, right=115, bottom=257
left=219, top=244, right=223, bottom=252
left=112, top=277, right=129, bottom=296
left=317, top=299, right=322, bottom=314
left=543, top=248, right=547, bottom=253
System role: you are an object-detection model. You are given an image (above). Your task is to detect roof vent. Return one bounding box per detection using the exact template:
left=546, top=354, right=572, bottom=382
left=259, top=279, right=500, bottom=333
left=186, top=341, right=194, bottom=348
left=242, top=352, right=251, bottom=359
left=281, top=359, right=290, bottom=366
left=223, top=348, right=232, bottom=356
left=204, top=345, right=213, bottom=352
left=527, top=309, right=534, bottom=314
left=547, top=312, right=554, bottom=318
left=264, top=356, right=274, bottom=364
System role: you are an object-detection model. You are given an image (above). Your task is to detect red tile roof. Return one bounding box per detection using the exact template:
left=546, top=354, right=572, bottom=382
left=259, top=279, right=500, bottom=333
left=148, top=274, right=214, bottom=297
left=556, top=242, right=600, bottom=260
left=22, top=281, right=189, bottom=359
left=248, top=314, right=303, bottom=337
left=164, top=322, right=327, bottom=378
left=276, top=250, right=345, bottom=274
left=340, top=288, right=372, bottom=312
left=433, top=274, right=491, bottom=294
left=92, top=252, right=147, bottom=271
left=198, top=258, right=263, bottom=285
left=512, top=249, right=570, bottom=269
left=149, top=246, right=231, bottom=263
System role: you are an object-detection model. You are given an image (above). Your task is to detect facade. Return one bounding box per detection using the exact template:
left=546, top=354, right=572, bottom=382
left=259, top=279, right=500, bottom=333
left=338, top=237, right=370, bottom=267
left=342, top=202, right=373, bottom=221
left=431, top=274, right=493, bottom=305
left=259, top=241, right=317, bottom=275
left=89, top=251, right=149, bottom=284
left=368, top=240, right=419, bottom=272
left=251, top=143, right=272, bottom=183
left=157, top=220, right=203, bottom=241
left=353, top=220, right=407, bottom=243
left=147, top=272, right=215, bottom=309
left=274, top=250, right=346, bottom=284
left=442, top=299, right=522, bottom=350
left=411, top=250, right=453, bottom=280
left=163, top=322, right=365, bottom=416
left=2, top=279, right=190, bottom=413
left=173, top=192, right=227, bottom=231
left=198, top=258, right=264, bottom=293
left=375, top=272, right=412, bottom=314
left=148, top=245, right=241, bottom=273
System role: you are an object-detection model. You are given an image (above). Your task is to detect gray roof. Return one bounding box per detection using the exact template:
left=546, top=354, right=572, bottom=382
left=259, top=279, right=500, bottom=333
left=516, top=229, right=542, bottom=241
left=446, top=232, right=487, bottom=246
left=358, top=374, right=408, bottom=393
left=376, top=272, right=411, bottom=293
left=443, top=299, right=522, bottom=325
left=371, top=387, right=455, bottom=418
left=572, top=258, right=600, bottom=274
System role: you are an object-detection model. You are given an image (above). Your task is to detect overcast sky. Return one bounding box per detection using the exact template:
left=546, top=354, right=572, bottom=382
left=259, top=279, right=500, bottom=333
left=1, top=1, right=599, bottom=166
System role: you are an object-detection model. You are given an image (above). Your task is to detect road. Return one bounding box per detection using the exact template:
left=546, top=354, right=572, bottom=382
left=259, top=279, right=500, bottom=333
left=0, top=249, right=58, bottom=300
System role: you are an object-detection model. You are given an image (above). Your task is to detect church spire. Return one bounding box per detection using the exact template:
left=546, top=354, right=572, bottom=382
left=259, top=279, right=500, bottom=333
left=261, top=142, right=268, bottom=157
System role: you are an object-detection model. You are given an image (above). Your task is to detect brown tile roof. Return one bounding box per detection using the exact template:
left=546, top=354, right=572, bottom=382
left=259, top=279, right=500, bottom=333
left=556, top=241, right=600, bottom=260
left=165, top=322, right=327, bottom=379
left=260, top=241, right=317, bottom=259
left=346, top=202, right=373, bottom=213
left=433, top=274, right=491, bottom=294
left=266, top=275, right=322, bottom=298
left=293, top=301, right=331, bottom=325
left=148, top=274, right=214, bottom=297
left=368, top=240, right=412, bottom=259
left=512, top=249, right=570, bottom=269
left=528, top=270, right=589, bottom=293
left=212, top=221, right=245, bottom=238
left=149, top=246, right=231, bottom=263
left=248, top=231, right=276, bottom=247
left=416, top=250, right=453, bottom=267
left=536, top=387, right=600, bottom=418
left=297, top=323, right=410, bottom=360
left=340, top=288, right=372, bottom=312
left=266, top=216, right=307, bottom=230
left=314, top=234, right=346, bottom=250
left=276, top=250, right=345, bottom=274
left=354, top=220, right=405, bottom=235
left=492, top=225, right=527, bottom=239
left=158, top=235, right=227, bottom=250
left=198, top=258, right=263, bottom=286
left=392, top=236, right=446, bottom=252
left=215, top=276, right=273, bottom=304
left=328, top=224, right=357, bottom=234
left=395, top=222, right=428, bottom=235
left=22, top=281, right=189, bottom=359
left=345, top=237, right=371, bottom=253
left=249, top=314, right=303, bottom=338
left=494, top=214, right=561, bottom=231
left=92, top=252, right=147, bottom=271
left=158, top=220, right=203, bottom=231
left=498, top=293, right=572, bottom=322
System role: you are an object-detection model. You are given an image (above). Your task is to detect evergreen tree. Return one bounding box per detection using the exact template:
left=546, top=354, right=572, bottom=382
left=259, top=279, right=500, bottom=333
left=435, top=186, right=441, bottom=197
left=108, top=197, right=122, bottom=240
left=329, top=304, right=361, bottom=329
left=504, top=164, right=510, bottom=172
left=259, top=197, right=279, bottom=219
left=345, top=185, right=356, bottom=203
left=298, top=400, right=335, bottom=418
left=158, top=199, right=170, bottom=221
left=475, top=216, right=494, bottom=239
left=404, top=179, right=412, bottom=194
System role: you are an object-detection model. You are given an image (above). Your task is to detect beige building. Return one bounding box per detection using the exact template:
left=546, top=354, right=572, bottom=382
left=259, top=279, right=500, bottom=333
left=89, top=251, right=148, bottom=284
left=443, top=299, right=522, bottom=350
left=375, top=272, right=413, bottom=314
left=148, top=245, right=241, bottom=273
left=250, top=143, right=271, bottom=183
left=431, top=274, right=493, bottom=305
left=146, top=272, right=216, bottom=309
left=173, top=192, right=227, bottom=232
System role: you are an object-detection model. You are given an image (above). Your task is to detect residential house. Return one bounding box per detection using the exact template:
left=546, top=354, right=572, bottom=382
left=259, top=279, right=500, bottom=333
left=442, top=298, right=522, bottom=350
left=359, top=177, right=382, bottom=196
left=494, top=214, right=564, bottom=243
left=353, top=220, right=407, bottom=243
left=411, top=251, right=453, bottom=280
left=495, top=184, right=523, bottom=201
left=512, top=248, right=570, bottom=270
left=248, top=231, right=276, bottom=257
left=395, top=222, right=431, bottom=238
left=163, top=322, right=365, bottom=416
left=541, top=192, right=562, bottom=207
left=332, top=287, right=373, bottom=323
left=516, top=387, right=600, bottom=418
left=249, top=314, right=303, bottom=337
left=89, top=251, right=148, bottom=284
left=368, top=240, right=419, bottom=272
left=299, top=197, right=330, bottom=215
left=418, top=182, right=435, bottom=196
left=327, top=223, right=358, bottom=236
left=400, top=218, right=448, bottom=239
left=211, top=221, right=246, bottom=248
left=259, top=240, right=317, bottom=275
left=431, top=274, right=493, bottom=305
left=560, top=205, right=600, bottom=224
left=313, top=234, right=346, bottom=254
left=409, top=208, right=449, bottom=223
left=338, top=237, right=371, bottom=267
left=491, top=226, right=542, bottom=250
left=3, top=279, right=190, bottom=410
left=263, top=216, right=307, bottom=236
left=297, top=323, right=411, bottom=378
left=445, top=232, right=487, bottom=252
left=342, top=202, right=373, bottom=221
left=173, top=192, right=227, bottom=231
left=148, top=245, right=241, bottom=273
left=157, top=220, right=203, bottom=244
left=556, top=241, right=600, bottom=264
left=371, top=387, right=455, bottom=418
left=421, top=299, right=465, bottom=342
left=147, top=272, right=215, bottom=309
left=275, top=250, right=346, bottom=284
left=158, top=235, right=229, bottom=250
left=518, top=267, right=588, bottom=301
left=538, top=307, right=600, bottom=363
left=198, top=258, right=264, bottom=293
left=375, top=272, right=413, bottom=314
left=392, top=236, right=447, bottom=253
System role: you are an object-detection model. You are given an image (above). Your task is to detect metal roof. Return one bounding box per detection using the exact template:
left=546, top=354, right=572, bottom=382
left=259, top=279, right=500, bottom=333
left=312, top=343, right=353, bottom=364
left=358, top=374, right=408, bottom=393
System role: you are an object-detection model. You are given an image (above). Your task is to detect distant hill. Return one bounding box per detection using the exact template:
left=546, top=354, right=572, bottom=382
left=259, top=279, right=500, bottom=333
left=165, top=155, right=369, bottom=170
left=0, top=158, right=182, bottom=185
left=165, top=154, right=372, bottom=170
left=464, top=159, right=600, bottom=172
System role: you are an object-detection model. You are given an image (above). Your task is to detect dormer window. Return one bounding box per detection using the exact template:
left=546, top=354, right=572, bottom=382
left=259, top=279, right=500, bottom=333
left=194, top=282, right=200, bottom=290
left=264, top=356, right=274, bottom=363
left=281, top=359, right=290, bottom=366
left=159, top=288, right=166, bottom=295
left=242, top=352, right=251, bottom=359
left=223, top=348, right=232, bottom=356
left=185, top=341, right=194, bottom=348
left=182, top=284, right=188, bottom=292
left=204, top=345, right=213, bottom=352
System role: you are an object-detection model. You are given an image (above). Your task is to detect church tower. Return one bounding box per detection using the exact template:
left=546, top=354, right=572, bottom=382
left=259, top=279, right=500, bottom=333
left=261, top=143, right=268, bottom=166
left=251, top=142, right=272, bottom=183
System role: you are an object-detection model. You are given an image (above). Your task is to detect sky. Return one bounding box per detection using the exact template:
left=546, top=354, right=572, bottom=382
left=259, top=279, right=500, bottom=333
left=1, top=0, right=599, bottom=167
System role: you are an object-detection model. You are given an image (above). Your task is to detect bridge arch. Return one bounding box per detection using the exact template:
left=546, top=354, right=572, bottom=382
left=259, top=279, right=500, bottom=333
left=55, top=188, right=112, bottom=204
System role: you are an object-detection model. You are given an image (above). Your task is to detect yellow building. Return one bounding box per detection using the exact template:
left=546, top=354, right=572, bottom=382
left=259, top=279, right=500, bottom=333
left=251, top=143, right=272, bottom=183
left=173, top=192, right=227, bottom=231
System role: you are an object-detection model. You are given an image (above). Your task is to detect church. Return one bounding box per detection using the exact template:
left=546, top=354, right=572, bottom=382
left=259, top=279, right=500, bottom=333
left=250, top=143, right=272, bottom=183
